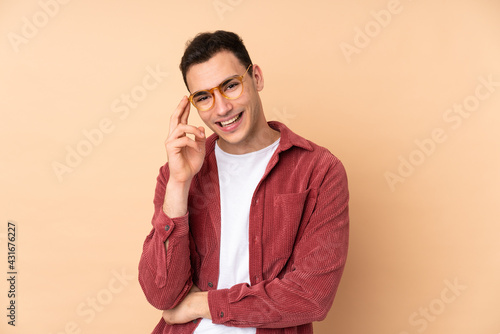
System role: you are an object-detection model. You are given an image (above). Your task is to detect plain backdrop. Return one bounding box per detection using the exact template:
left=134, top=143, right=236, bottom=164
left=1, top=0, right=499, bottom=333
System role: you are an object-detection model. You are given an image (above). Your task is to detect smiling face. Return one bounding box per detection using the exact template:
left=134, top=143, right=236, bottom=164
left=186, top=51, right=278, bottom=154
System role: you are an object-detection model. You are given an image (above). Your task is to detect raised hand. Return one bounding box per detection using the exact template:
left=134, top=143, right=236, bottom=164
left=163, top=96, right=206, bottom=217
left=165, top=96, right=206, bottom=184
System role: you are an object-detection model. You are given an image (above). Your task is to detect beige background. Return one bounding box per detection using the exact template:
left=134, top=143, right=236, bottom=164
left=1, top=0, right=499, bottom=333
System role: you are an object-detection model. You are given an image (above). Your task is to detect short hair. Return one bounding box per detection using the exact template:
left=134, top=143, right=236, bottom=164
left=179, top=30, right=253, bottom=90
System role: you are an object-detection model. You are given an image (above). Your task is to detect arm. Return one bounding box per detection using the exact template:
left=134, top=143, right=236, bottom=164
left=162, top=285, right=212, bottom=325
left=207, top=157, right=349, bottom=328
left=138, top=97, right=206, bottom=310
left=138, top=163, right=193, bottom=310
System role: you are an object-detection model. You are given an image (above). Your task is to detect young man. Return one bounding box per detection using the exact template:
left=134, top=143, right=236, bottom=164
left=139, top=31, right=349, bottom=334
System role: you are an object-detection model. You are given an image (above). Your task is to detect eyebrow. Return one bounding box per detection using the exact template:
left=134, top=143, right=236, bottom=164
left=194, top=74, right=240, bottom=94
left=220, top=76, right=237, bottom=87
left=192, top=91, right=209, bottom=98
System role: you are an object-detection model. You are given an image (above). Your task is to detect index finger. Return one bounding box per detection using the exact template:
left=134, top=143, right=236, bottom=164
left=169, top=96, right=190, bottom=135
left=179, top=96, right=191, bottom=125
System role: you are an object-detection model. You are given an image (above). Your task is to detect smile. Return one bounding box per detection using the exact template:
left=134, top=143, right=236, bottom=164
left=218, top=112, right=242, bottom=127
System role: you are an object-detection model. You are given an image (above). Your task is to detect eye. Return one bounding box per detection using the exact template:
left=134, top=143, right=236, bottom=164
left=194, top=92, right=211, bottom=103
left=223, top=79, right=240, bottom=92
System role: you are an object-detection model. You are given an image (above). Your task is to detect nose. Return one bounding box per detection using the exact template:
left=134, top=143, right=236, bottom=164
left=212, top=89, right=233, bottom=116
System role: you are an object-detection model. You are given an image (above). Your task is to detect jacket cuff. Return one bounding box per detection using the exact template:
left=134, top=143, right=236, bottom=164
left=208, top=289, right=231, bottom=325
left=153, top=211, right=189, bottom=242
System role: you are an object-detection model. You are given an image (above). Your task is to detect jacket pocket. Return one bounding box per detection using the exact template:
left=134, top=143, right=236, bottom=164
left=266, top=189, right=318, bottom=268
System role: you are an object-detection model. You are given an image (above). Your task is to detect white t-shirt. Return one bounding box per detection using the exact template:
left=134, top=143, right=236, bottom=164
left=194, top=138, right=280, bottom=334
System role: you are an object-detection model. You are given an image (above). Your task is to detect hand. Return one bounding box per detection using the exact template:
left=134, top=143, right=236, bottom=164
left=162, top=285, right=211, bottom=325
left=165, top=96, right=206, bottom=185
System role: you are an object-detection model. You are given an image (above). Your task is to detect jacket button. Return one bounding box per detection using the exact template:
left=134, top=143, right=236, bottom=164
left=164, top=225, right=170, bottom=231
left=220, top=311, right=224, bottom=318
left=208, top=282, right=213, bottom=288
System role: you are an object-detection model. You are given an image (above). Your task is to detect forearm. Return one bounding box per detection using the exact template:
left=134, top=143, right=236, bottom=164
left=162, top=288, right=211, bottom=325
left=138, top=165, right=194, bottom=310
left=207, top=229, right=348, bottom=328
left=138, top=212, right=193, bottom=310
left=163, top=179, right=191, bottom=218
left=163, top=179, right=191, bottom=256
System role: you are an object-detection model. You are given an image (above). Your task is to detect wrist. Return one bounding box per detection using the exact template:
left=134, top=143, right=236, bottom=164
left=194, top=291, right=211, bottom=319
left=167, top=178, right=192, bottom=193
left=163, top=180, right=191, bottom=217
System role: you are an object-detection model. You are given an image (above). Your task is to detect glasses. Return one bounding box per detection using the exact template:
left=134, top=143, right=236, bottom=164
left=188, top=64, right=252, bottom=111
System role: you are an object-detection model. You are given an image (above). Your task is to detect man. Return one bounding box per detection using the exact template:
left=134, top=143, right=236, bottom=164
left=139, top=30, right=349, bottom=334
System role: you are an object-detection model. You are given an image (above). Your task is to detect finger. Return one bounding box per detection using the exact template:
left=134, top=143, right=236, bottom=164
left=179, top=96, right=191, bottom=125
left=169, top=96, right=189, bottom=135
left=168, top=124, right=205, bottom=141
left=171, top=97, right=188, bottom=123
left=168, top=136, right=204, bottom=153
left=195, top=126, right=206, bottom=143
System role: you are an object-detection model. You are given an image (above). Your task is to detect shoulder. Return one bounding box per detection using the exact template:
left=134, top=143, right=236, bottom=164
left=273, top=121, right=344, bottom=169
left=292, top=139, right=347, bottom=187
left=269, top=122, right=347, bottom=188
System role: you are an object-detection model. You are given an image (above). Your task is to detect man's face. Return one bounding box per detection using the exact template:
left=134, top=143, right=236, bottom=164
left=186, top=51, right=267, bottom=154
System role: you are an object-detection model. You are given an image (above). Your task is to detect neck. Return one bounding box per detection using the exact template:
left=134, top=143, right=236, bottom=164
left=218, top=123, right=280, bottom=155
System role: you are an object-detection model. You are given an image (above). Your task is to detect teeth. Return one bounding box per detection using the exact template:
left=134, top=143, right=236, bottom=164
left=220, top=114, right=240, bottom=127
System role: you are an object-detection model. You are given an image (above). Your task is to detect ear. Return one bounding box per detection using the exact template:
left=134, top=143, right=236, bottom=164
left=251, top=64, right=264, bottom=92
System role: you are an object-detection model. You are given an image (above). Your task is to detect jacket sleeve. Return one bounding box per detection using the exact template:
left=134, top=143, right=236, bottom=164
left=207, top=157, right=349, bottom=328
left=138, top=163, right=193, bottom=310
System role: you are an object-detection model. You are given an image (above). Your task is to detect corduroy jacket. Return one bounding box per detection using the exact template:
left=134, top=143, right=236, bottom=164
left=139, top=121, right=349, bottom=333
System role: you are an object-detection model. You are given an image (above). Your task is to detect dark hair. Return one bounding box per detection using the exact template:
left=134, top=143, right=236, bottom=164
left=179, top=30, right=253, bottom=90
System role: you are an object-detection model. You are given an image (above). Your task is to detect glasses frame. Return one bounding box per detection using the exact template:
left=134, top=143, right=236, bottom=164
left=188, top=64, right=253, bottom=111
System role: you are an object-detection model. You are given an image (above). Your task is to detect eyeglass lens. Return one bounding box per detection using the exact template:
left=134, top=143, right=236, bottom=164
left=192, top=77, right=243, bottom=111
